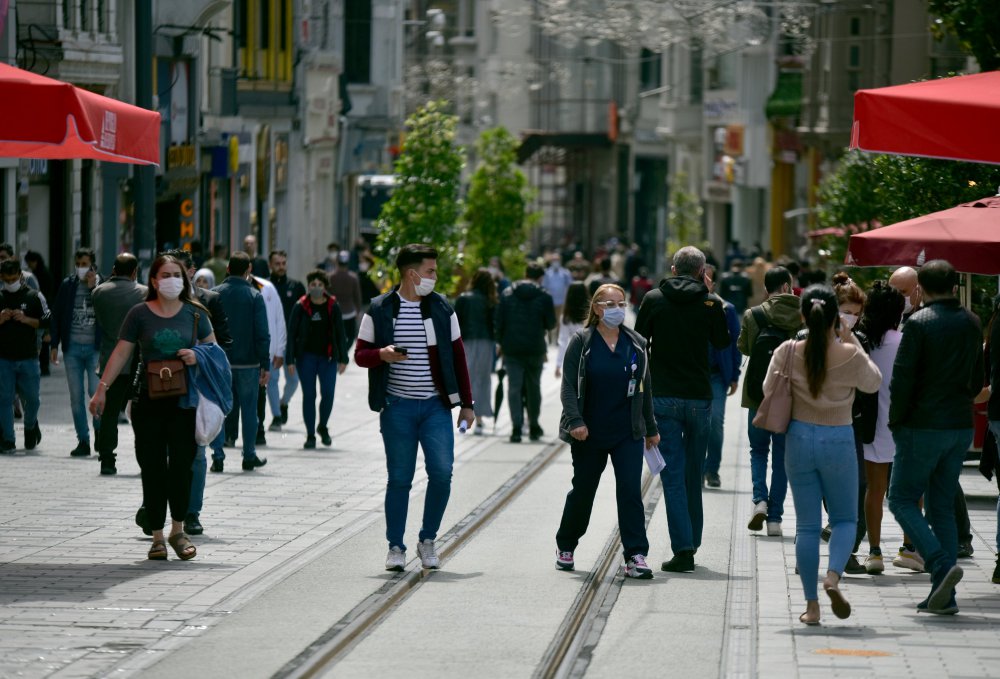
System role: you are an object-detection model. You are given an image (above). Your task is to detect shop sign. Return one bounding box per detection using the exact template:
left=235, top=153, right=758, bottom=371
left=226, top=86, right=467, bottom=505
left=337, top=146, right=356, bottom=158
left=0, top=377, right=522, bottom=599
left=274, top=134, right=289, bottom=191
left=168, top=144, right=196, bottom=170
left=179, top=196, right=196, bottom=248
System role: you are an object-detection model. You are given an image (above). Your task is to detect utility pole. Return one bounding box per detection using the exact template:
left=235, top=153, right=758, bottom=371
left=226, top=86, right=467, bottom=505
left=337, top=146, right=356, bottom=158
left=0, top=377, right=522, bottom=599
left=134, top=0, right=155, bottom=269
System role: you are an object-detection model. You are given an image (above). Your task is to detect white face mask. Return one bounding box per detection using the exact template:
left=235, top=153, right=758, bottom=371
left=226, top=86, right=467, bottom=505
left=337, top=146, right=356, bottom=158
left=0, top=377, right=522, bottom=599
left=157, top=277, right=184, bottom=300
left=76, top=267, right=90, bottom=280
left=4, top=281, right=21, bottom=293
left=841, top=313, right=858, bottom=329
left=414, top=274, right=435, bottom=297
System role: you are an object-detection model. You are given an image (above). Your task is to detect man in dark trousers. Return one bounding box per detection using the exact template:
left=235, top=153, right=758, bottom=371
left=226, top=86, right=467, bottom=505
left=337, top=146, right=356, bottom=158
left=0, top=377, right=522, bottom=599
left=266, top=249, right=305, bottom=430
left=635, top=246, right=730, bottom=573
left=888, top=259, right=983, bottom=615
left=91, top=253, right=147, bottom=475
left=496, top=262, right=556, bottom=443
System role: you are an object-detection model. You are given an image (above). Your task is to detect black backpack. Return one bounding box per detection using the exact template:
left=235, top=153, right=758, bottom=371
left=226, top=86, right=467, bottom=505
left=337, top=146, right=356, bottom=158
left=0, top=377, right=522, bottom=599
left=745, top=307, right=792, bottom=403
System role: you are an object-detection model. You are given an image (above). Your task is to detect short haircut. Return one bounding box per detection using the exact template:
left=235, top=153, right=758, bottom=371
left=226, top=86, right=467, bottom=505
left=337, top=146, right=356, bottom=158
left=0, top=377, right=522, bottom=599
left=672, top=246, right=706, bottom=277
left=0, top=243, right=13, bottom=257
left=764, top=266, right=793, bottom=293
left=306, top=270, right=329, bottom=286
left=163, top=248, right=193, bottom=269
left=112, top=253, right=139, bottom=277
left=74, top=247, right=96, bottom=263
left=918, top=259, right=959, bottom=296
left=396, top=243, right=438, bottom=271
left=526, top=262, right=545, bottom=280
left=213, top=243, right=227, bottom=257
left=0, top=260, right=20, bottom=275
left=269, top=250, right=287, bottom=261
left=599, top=258, right=612, bottom=272
left=228, top=251, right=252, bottom=277
left=327, top=241, right=341, bottom=251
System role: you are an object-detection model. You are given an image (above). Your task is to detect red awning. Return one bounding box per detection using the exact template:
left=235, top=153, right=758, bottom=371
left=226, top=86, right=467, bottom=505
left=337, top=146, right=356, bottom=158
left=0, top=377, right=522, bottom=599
left=850, top=71, right=1000, bottom=165
left=846, top=195, right=1000, bottom=275
left=0, top=62, right=160, bottom=165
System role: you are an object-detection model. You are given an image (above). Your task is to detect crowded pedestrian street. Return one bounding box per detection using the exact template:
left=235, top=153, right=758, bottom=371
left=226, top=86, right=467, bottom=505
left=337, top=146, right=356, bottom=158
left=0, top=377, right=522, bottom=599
left=2, top=340, right=999, bottom=679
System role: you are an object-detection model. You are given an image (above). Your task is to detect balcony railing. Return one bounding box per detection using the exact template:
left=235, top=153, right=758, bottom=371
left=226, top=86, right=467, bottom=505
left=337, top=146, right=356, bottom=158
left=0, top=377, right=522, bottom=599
left=59, top=0, right=117, bottom=41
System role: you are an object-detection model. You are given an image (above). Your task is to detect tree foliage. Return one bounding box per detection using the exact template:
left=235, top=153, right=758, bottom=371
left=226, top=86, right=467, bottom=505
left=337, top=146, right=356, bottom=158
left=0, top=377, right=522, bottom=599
left=666, top=171, right=706, bottom=260
left=462, top=127, right=539, bottom=279
left=928, top=0, right=1000, bottom=71
left=376, top=101, right=465, bottom=293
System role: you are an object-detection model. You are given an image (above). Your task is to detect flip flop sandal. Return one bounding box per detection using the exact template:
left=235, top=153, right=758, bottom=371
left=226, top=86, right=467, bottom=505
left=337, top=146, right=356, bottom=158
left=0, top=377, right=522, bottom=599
left=168, top=533, right=197, bottom=561
left=799, top=612, right=820, bottom=626
left=825, top=586, right=852, bottom=619
left=148, top=541, right=168, bottom=560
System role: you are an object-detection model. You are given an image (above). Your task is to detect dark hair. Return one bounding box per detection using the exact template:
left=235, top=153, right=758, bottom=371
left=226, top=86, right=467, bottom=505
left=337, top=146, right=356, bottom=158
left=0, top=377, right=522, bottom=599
left=327, top=242, right=341, bottom=251
left=704, top=263, right=717, bottom=281
left=468, top=268, right=498, bottom=306
left=801, top=284, right=839, bottom=398
left=526, top=262, right=545, bottom=280
left=112, top=253, right=139, bottom=277
left=918, top=259, right=958, bottom=296
left=213, top=243, right=227, bottom=257
left=599, top=258, right=612, bottom=273
left=146, top=254, right=201, bottom=308
left=395, top=244, right=437, bottom=271
left=24, top=251, right=45, bottom=267
left=163, top=248, right=193, bottom=270
left=305, top=270, right=329, bottom=286
left=0, top=260, right=20, bottom=275
left=764, top=266, right=793, bottom=294
left=784, top=260, right=801, bottom=277
left=269, top=250, right=287, bottom=261
left=858, top=280, right=904, bottom=348
left=562, top=281, right=590, bottom=324
left=0, top=243, right=13, bottom=257
left=228, top=252, right=252, bottom=277
left=832, top=271, right=866, bottom=310
left=74, top=247, right=96, bottom=264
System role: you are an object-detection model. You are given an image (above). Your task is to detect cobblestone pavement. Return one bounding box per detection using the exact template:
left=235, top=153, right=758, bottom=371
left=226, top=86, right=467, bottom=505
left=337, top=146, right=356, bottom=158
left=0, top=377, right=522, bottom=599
left=2, top=352, right=1000, bottom=678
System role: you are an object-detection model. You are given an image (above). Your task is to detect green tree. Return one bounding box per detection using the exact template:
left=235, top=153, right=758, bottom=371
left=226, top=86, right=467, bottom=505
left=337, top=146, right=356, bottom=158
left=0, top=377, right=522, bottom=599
left=376, top=100, right=465, bottom=293
left=462, top=127, right=539, bottom=279
left=666, top=171, right=705, bottom=260
left=928, top=0, right=1000, bottom=71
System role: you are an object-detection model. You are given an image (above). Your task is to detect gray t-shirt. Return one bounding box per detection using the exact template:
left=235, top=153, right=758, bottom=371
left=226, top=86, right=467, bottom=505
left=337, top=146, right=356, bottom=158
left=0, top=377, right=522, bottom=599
left=70, top=282, right=97, bottom=347
left=119, top=302, right=213, bottom=362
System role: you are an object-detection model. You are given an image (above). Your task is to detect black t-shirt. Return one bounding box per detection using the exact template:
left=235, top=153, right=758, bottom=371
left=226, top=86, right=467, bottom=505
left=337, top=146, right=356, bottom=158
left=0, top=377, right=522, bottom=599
left=303, top=299, right=332, bottom=356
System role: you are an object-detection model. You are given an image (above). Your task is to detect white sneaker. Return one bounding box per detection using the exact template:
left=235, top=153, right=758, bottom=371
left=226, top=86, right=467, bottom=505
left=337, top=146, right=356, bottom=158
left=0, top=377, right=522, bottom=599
left=766, top=521, right=783, bottom=537
left=385, top=545, right=406, bottom=572
left=865, top=552, right=885, bottom=574
left=417, top=539, right=440, bottom=569
left=893, top=546, right=925, bottom=572
left=747, top=501, right=768, bottom=531
left=556, top=550, right=575, bottom=571
left=624, top=554, right=653, bottom=579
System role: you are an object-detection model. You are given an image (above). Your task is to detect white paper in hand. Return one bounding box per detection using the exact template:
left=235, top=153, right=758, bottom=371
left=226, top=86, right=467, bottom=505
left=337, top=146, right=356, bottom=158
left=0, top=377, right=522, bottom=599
left=644, top=442, right=665, bottom=476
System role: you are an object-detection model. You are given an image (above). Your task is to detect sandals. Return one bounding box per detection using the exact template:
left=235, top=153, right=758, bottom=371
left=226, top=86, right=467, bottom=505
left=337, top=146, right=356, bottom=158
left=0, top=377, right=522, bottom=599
left=168, top=532, right=197, bottom=561
left=824, top=585, right=851, bottom=619
left=799, top=612, right=820, bottom=626
left=148, top=541, right=168, bottom=560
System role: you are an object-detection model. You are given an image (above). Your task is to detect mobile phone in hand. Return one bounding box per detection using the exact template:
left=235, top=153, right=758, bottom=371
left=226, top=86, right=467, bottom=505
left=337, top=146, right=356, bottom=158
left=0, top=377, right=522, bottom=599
left=395, top=346, right=408, bottom=355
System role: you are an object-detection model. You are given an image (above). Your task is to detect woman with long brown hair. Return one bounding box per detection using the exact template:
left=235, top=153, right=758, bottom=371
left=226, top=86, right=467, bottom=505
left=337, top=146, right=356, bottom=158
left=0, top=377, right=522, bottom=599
left=454, top=268, right=498, bottom=434
left=89, top=254, right=216, bottom=561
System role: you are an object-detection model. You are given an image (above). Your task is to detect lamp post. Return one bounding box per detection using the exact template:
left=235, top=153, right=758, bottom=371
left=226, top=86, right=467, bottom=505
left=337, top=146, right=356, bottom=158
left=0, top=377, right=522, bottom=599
left=134, top=0, right=155, bottom=270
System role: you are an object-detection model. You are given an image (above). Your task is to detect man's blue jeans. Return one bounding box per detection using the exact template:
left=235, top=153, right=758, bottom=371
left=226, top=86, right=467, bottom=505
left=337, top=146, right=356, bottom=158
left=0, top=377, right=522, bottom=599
left=266, top=358, right=299, bottom=418
left=64, top=343, right=100, bottom=443
left=189, top=445, right=207, bottom=516
left=379, top=395, right=454, bottom=551
left=298, top=352, right=338, bottom=437
left=785, top=420, right=857, bottom=601
left=889, top=426, right=971, bottom=579
left=654, top=396, right=711, bottom=554
left=748, top=408, right=787, bottom=523
left=703, top=374, right=728, bottom=476
left=0, top=358, right=41, bottom=443
left=215, top=368, right=260, bottom=460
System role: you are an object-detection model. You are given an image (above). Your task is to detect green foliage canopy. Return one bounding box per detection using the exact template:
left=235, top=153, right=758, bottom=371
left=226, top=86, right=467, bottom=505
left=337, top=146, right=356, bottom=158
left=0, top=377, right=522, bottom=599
left=928, top=0, right=1000, bottom=71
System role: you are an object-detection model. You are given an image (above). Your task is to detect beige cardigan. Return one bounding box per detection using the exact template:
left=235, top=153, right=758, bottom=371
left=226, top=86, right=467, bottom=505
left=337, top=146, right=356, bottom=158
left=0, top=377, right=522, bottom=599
left=764, top=337, right=883, bottom=426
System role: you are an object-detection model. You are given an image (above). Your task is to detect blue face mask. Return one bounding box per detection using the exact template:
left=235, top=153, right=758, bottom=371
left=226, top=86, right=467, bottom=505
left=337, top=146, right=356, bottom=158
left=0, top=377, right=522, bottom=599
left=601, top=307, right=626, bottom=328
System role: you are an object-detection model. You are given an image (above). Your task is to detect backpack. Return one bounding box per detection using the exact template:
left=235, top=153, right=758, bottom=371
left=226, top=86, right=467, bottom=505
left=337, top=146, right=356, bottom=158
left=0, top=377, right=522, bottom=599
left=851, top=331, right=878, bottom=444
left=745, top=306, right=793, bottom=403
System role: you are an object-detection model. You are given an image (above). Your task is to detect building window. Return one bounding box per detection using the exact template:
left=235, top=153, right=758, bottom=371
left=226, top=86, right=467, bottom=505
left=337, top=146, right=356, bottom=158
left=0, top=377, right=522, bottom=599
left=849, top=16, right=861, bottom=36
left=345, top=0, right=372, bottom=84
left=640, top=48, right=661, bottom=91
left=689, top=40, right=704, bottom=104
left=237, top=0, right=293, bottom=83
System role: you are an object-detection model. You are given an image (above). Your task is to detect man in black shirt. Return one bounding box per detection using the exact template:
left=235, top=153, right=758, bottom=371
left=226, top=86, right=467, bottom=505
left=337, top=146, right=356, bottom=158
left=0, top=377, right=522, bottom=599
left=0, top=260, right=50, bottom=452
left=267, top=250, right=306, bottom=430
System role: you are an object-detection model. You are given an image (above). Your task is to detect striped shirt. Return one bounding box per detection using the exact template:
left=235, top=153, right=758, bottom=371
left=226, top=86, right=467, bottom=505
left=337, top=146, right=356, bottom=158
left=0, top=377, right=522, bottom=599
left=357, top=298, right=437, bottom=399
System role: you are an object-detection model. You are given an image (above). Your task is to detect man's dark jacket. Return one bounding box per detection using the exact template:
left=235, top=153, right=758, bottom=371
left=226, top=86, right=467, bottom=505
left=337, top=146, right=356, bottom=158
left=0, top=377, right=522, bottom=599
left=634, top=275, right=730, bottom=400
left=193, top=286, right=233, bottom=350
left=495, top=280, right=555, bottom=357
left=50, top=274, right=102, bottom=351
left=889, top=297, right=983, bottom=430
left=211, top=276, right=270, bottom=369
left=270, top=274, right=306, bottom=322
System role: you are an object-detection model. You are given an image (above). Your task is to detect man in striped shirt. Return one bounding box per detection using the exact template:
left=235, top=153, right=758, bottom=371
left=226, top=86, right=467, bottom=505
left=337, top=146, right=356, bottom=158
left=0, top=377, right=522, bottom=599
left=355, top=244, right=475, bottom=572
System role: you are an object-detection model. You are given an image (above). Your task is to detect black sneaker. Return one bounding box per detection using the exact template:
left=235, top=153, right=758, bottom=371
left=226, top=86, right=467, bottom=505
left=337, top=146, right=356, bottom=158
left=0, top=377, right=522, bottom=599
left=242, top=455, right=267, bottom=471
left=268, top=417, right=282, bottom=432
left=844, top=554, right=867, bottom=575
left=99, top=454, right=117, bottom=476
left=70, top=440, right=91, bottom=457
left=958, top=541, right=974, bottom=559
left=0, top=440, right=15, bottom=454
left=24, top=423, right=41, bottom=450
left=280, top=402, right=289, bottom=424
left=704, top=472, right=721, bottom=488
left=304, top=436, right=317, bottom=450
left=210, top=459, right=224, bottom=473
left=256, top=431, right=267, bottom=446
left=992, top=557, right=1000, bottom=585
left=224, top=437, right=236, bottom=448
left=135, top=506, right=153, bottom=536
left=661, top=550, right=695, bottom=573
left=184, top=514, right=204, bottom=535
left=510, top=430, right=522, bottom=443
left=529, top=424, right=544, bottom=441
left=317, top=425, right=332, bottom=446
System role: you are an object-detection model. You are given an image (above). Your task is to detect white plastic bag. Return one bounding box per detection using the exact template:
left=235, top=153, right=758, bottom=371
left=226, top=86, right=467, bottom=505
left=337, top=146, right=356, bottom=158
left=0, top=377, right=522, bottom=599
left=195, top=391, right=225, bottom=446
left=643, top=442, right=665, bottom=476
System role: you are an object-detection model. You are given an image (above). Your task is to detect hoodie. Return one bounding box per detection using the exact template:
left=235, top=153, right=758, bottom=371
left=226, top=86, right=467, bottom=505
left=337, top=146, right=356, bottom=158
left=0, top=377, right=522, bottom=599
left=634, top=276, right=730, bottom=399
left=736, top=293, right=804, bottom=409
left=495, top=280, right=556, bottom=357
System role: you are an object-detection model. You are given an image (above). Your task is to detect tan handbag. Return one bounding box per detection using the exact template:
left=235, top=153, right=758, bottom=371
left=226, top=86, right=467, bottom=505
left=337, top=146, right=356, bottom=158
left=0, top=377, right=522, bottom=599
left=752, top=340, right=796, bottom=434
left=145, top=311, right=199, bottom=400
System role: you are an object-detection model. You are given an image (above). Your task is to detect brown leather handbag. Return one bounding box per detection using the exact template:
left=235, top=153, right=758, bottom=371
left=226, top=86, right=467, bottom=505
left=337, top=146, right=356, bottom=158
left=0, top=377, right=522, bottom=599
left=146, top=311, right=199, bottom=400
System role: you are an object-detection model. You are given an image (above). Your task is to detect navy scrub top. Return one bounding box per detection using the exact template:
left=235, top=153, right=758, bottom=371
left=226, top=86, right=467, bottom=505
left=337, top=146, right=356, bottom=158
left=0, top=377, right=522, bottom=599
left=582, top=332, right=637, bottom=449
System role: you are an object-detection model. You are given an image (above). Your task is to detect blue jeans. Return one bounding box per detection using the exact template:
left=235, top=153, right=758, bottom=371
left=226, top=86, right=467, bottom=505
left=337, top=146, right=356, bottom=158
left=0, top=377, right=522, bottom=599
left=0, top=358, right=41, bottom=442
left=888, top=426, right=971, bottom=580
left=298, top=352, right=338, bottom=437
left=189, top=445, right=207, bottom=516
left=748, top=408, right=787, bottom=523
left=785, top=420, right=858, bottom=600
left=266, top=358, right=299, bottom=418
left=64, top=343, right=100, bottom=442
left=654, top=396, right=711, bottom=554
left=703, top=374, right=728, bottom=476
left=214, top=367, right=260, bottom=460
left=379, top=395, right=454, bottom=551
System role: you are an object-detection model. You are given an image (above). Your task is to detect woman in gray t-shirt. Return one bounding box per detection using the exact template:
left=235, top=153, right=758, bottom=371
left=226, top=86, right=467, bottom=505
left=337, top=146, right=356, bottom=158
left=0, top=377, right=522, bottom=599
left=89, top=254, right=215, bottom=562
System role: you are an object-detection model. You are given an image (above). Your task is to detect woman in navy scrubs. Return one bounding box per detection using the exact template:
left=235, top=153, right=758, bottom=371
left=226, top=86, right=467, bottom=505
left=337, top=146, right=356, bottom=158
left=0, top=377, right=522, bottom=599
left=555, top=283, right=660, bottom=578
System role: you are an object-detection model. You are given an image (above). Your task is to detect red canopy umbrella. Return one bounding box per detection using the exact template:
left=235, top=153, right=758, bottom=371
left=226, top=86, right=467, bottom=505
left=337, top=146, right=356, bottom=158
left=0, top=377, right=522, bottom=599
left=846, top=195, right=1000, bottom=274
left=0, top=62, right=160, bottom=165
left=850, top=71, right=1000, bottom=165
